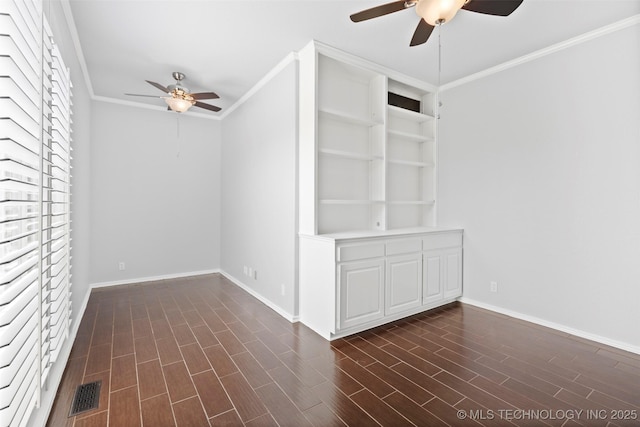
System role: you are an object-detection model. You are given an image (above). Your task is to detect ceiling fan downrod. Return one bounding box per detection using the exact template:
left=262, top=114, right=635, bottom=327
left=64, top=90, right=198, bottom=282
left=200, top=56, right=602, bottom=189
left=172, top=71, right=186, bottom=82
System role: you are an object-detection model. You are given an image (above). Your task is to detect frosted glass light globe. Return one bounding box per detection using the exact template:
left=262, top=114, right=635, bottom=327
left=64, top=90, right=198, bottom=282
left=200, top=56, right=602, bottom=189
left=415, top=0, right=466, bottom=25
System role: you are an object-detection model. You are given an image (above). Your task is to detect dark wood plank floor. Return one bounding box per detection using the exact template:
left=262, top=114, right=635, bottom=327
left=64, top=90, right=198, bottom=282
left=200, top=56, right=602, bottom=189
left=47, top=274, right=640, bottom=427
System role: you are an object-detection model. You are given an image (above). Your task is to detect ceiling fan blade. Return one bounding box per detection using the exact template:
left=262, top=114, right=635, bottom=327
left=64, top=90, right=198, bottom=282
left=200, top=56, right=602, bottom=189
left=350, top=0, right=411, bottom=22
left=146, top=80, right=170, bottom=93
left=190, top=91, right=220, bottom=100
left=125, top=93, right=163, bottom=98
left=462, top=0, right=524, bottom=16
left=410, top=19, right=434, bottom=46
left=194, top=101, right=221, bottom=112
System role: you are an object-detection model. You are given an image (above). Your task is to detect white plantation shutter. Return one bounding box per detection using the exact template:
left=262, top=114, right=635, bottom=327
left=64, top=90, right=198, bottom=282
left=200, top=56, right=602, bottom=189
left=0, top=1, right=43, bottom=426
left=40, top=21, right=53, bottom=386
left=43, top=36, right=72, bottom=381
left=0, top=1, right=72, bottom=426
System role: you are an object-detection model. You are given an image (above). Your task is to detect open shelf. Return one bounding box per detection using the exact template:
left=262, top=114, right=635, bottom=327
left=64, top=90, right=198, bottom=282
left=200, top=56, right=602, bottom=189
left=318, top=54, right=385, bottom=125
left=319, top=148, right=381, bottom=162
left=319, top=108, right=382, bottom=128
left=387, top=203, right=435, bottom=229
left=387, top=129, right=432, bottom=143
left=387, top=159, right=431, bottom=168
left=320, top=199, right=382, bottom=205
left=387, top=104, right=434, bottom=122
left=299, top=41, right=438, bottom=234
left=387, top=200, right=435, bottom=205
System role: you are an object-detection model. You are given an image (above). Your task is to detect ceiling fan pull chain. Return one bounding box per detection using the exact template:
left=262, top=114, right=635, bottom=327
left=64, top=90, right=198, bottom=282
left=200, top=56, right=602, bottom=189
left=437, top=23, right=441, bottom=120
left=176, top=115, right=181, bottom=158
left=438, top=23, right=441, bottom=88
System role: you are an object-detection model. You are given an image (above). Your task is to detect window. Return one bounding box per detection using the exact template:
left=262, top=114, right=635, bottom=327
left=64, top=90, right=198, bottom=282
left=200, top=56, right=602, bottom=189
left=0, top=1, right=72, bottom=426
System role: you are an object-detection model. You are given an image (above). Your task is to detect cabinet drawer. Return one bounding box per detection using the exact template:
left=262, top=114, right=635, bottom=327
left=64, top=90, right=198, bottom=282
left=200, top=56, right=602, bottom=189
left=337, top=243, right=385, bottom=262
left=386, top=238, right=421, bottom=256
left=423, top=232, right=462, bottom=251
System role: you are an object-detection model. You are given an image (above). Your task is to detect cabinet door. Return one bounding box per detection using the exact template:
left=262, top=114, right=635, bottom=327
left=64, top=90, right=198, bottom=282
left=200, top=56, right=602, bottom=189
left=422, top=251, right=443, bottom=305
left=423, top=248, right=463, bottom=305
left=386, top=254, right=422, bottom=315
left=443, top=248, right=462, bottom=299
left=338, top=260, right=385, bottom=330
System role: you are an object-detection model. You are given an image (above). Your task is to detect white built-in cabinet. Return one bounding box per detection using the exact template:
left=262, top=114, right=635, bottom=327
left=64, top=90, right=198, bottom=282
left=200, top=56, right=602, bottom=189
left=299, top=229, right=462, bottom=340
left=298, top=41, right=462, bottom=340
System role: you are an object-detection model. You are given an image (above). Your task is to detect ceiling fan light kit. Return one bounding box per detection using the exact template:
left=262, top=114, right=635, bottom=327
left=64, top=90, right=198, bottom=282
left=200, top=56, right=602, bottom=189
left=415, top=0, right=466, bottom=26
left=164, top=95, right=194, bottom=113
left=350, top=0, right=524, bottom=46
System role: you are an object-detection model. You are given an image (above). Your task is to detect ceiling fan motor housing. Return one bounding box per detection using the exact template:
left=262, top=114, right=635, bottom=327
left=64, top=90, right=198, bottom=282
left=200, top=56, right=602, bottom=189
left=168, top=72, right=189, bottom=94
left=167, top=84, right=189, bottom=94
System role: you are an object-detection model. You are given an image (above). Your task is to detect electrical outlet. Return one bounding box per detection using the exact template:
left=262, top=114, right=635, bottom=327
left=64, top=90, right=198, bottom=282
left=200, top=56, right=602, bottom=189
left=248, top=267, right=253, bottom=278
left=243, top=266, right=248, bottom=276
left=281, top=284, right=285, bottom=296
left=118, top=262, right=125, bottom=271
left=253, top=270, right=258, bottom=280
left=490, top=281, right=498, bottom=293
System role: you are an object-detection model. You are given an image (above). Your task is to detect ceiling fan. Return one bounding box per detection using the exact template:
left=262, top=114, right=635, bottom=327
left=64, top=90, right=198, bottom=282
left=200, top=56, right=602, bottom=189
left=126, top=72, right=221, bottom=113
left=350, top=0, right=524, bottom=46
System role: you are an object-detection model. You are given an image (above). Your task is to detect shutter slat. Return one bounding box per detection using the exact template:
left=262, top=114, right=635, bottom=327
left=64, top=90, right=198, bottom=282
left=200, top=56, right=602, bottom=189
left=38, top=30, right=72, bottom=392
left=0, top=3, right=72, bottom=426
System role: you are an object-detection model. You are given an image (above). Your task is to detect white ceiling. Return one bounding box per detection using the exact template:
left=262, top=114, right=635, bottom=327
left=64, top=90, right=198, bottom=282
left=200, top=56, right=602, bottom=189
left=66, top=0, right=640, bottom=116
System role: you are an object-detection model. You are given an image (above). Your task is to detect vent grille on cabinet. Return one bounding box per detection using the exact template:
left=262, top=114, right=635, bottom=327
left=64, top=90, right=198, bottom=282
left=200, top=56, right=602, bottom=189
left=388, top=92, right=421, bottom=113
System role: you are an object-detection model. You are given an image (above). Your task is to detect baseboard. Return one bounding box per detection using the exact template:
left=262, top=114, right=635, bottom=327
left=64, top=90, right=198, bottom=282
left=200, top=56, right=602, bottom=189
left=220, top=270, right=299, bottom=323
left=459, top=297, right=640, bottom=356
left=34, top=268, right=298, bottom=426
left=90, top=269, right=221, bottom=289
left=29, top=283, right=93, bottom=427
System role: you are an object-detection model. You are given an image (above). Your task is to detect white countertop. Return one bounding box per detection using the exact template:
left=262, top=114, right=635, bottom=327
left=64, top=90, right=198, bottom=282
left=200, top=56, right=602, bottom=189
left=300, top=226, right=463, bottom=241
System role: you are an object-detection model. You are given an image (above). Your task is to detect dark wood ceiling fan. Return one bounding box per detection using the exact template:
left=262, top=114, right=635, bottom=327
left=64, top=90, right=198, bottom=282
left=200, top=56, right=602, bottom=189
left=350, top=0, right=524, bottom=46
left=126, top=72, right=221, bottom=113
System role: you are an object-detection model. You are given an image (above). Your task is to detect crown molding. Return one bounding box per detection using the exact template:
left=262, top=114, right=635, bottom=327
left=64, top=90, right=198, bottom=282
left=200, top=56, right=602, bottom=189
left=60, top=0, right=94, bottom=98
left=91, top=51, right=297, bottom=120
left=92, top=95, right=221, bottom=120
left=60, top=0, right=296, bottom=121
left=218, top=52, right=298, bottom=120
left=60, top=1, right=638, bottom=118
left=441, top=14, right=640, bottom=92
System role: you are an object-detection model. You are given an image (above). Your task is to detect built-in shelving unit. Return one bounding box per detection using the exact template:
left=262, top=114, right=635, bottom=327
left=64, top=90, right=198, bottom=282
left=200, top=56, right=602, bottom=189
left=299, top=41, right=439, bottom=235
left=298, top=41, right=462, bottom=340
left=385, top=80, right=437, bottom=230
left=314, top=54, right=386, bottom=234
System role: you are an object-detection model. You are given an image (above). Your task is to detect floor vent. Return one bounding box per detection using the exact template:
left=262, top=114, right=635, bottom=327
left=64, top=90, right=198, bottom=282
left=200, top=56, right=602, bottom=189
left=69, top=380, right=101, bottom=416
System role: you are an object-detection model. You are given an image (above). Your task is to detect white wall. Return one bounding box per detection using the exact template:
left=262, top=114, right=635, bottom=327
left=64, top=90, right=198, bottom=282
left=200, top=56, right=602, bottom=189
left=438, top=24, right=640, bottom=349
left=90, top=102, right=221, bottom=284
left=221, top=59, right=298, bottom=318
